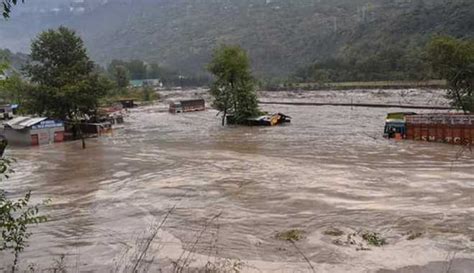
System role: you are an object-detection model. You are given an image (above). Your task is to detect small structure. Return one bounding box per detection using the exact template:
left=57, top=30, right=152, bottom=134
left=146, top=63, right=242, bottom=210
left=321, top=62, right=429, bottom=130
left=384, top=112, right=474, bottom=144
left=0, top=105, right=14, bottom=120
left=1, top=116, right=64, bottom=146
left=169, top=99, right=206, bottom=113
left=226, top=113, right=292, bottom=126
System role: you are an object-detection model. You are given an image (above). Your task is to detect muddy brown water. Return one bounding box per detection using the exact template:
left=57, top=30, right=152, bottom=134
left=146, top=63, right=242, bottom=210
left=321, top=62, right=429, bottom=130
left=1, top=93, right=473, bottom=272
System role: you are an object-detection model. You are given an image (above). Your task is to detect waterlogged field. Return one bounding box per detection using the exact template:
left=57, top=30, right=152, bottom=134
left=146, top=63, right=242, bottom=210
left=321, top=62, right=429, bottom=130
left=1, top=90, right=473, bottom=272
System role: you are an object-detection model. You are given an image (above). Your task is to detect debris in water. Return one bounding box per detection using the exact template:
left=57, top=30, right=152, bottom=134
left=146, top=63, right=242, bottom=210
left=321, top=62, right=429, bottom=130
left=227, top=112, right=291, bottom=126
left=323, top=227, right=344, bottom=237
left=406, top=231, right=423, bottom=241
left=330, top=230, right=387, bottom=250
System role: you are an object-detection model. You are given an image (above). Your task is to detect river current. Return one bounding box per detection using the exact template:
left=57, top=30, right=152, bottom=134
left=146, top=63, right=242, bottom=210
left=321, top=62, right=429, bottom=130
left=1, top=89, right=473, bottom=272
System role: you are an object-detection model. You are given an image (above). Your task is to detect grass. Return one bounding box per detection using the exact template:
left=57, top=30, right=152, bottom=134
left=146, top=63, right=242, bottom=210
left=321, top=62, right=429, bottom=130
left=361, top=232, right=387, bottom=247
left=331, top=230, right=387, bottom=250
left=323, top=228, right=344, bottom=237
left=276, top=229, right=305, bottom=242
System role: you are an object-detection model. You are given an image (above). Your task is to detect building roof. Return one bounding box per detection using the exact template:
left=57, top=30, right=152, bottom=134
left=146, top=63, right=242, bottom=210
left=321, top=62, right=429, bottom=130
left=5, top=117, right=48, bottom=130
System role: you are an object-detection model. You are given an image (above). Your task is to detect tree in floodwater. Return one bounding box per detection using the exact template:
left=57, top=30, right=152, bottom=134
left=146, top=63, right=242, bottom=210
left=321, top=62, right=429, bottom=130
left=24, top=26, right=108, bottom=120
left=208, top=45, right=259, bottom=125
left=427, top=36, right=474, bottom=113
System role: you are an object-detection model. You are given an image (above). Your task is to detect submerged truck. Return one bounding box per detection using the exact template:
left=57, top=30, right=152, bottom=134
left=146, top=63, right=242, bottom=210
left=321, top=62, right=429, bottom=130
left=384, top=112, right=474, bottom=145
left=169, top=99, right=205, bottom=114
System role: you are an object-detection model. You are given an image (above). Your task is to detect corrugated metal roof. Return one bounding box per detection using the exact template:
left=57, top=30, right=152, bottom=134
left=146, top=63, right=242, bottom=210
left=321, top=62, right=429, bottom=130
left=5, top=116, right=48, bottom=130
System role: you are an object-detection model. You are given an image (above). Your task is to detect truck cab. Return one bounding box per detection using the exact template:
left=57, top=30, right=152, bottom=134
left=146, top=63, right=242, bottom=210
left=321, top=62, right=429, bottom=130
left=383, top=112, right=416, bottom=139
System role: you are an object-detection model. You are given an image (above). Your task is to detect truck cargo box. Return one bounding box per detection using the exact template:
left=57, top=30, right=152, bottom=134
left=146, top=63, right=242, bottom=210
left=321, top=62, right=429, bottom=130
left=405, top=114, right=474, bottom=145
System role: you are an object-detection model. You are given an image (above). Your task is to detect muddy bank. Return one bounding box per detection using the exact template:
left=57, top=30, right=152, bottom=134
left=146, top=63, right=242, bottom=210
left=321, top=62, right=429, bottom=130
left=0, top=89, right=472, bottom=272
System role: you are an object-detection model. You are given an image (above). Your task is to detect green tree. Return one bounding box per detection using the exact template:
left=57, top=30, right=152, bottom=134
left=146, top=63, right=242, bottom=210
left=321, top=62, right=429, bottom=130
left=112, top=65, right=130, bottom=90
left=108, top=59, right=147, bottom=80
left=208, top=45, right=259, bottom=125
left=1, top=0, right=23, bottom=18
left=427, top=36, right=474, bottom=113
left=0, top=73, right=30, bottom=106
left=147, top=63, right=162, bottom=79
left=0, top=62, right=7, bottom=80
left=24, top=26, right=108, bottom=120
left=127, top=60, right=147, bottom=80
left=142, top=86, right=152, bottom=101
left=107, top=59, right=127, bottom=74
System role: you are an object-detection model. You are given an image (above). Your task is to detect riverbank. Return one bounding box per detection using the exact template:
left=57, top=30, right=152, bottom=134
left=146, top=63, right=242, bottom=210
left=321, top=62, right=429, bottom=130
left=269, top=80, right=447, bottom=91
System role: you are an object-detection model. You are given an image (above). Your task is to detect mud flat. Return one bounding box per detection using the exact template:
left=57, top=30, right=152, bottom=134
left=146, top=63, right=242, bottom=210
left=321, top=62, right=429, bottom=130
left=0, top=89, right=472, bottom=272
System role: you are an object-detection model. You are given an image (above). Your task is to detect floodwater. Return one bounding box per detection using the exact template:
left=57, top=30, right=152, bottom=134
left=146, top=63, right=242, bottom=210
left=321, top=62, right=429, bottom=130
left=1, top=90, right=473, bottom=272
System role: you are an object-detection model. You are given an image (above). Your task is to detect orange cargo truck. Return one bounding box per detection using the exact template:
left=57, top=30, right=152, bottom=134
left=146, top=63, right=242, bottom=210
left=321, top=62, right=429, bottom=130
left=384, top=113, right=474, bottom=145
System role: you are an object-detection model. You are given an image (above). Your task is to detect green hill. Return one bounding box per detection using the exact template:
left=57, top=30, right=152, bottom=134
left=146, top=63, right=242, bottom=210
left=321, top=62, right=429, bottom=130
left=0, top=0, right=472, bottom=79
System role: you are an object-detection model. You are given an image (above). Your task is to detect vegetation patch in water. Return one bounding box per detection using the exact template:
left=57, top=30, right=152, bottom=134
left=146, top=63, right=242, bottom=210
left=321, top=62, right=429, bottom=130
left=406, top=231, right=423, bottom=241
left=361, top=232, right=387, bottom=246
left=323, top=228, right=344, bottom=237
left=276, top=229, right=305, bottom=241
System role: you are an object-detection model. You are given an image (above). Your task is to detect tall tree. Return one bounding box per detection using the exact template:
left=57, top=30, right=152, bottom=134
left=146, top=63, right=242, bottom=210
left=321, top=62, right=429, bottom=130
left=0, top=73, right=30, bottom=106
left=427, top=36, right=474, bottom=113
left=208, top=45, right=259, bottom=125
left=108, top=59, right=147, bottom=80
left=112, top=65, right=130, bottom=89
left=24, top=26, right=108, bottom=120
left=1, top=0, right=23, bottom=18
left=147, top=63, right=162, bottom=79
left=127, top=60, right=147, bottom=80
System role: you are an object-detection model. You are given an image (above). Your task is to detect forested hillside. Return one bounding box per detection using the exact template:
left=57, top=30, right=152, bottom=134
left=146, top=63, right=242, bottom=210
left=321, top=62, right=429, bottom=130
left=0, top=0, right=473, bottom=80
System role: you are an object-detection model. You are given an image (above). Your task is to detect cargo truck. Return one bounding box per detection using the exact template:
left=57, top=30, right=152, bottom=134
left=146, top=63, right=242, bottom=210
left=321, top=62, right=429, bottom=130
left=384, top=112, right=474, bottom=145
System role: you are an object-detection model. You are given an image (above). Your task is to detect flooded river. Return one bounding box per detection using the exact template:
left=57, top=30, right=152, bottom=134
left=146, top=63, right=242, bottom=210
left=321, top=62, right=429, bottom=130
left=1, top=90, right=473, bottom=272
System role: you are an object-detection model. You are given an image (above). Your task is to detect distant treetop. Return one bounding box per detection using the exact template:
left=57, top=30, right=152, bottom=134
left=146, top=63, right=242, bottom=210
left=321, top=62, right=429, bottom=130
left=2, top=0, right=24, bottom=18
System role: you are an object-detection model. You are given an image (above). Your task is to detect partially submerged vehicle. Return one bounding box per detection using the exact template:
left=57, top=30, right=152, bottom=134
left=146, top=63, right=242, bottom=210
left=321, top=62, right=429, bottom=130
left=384, top=112, right=474, bottom=144
left=227, top=113, right=291, bottom=126
left=169, top=99, right=206, bottom=113
left=98, top=106, right=126, bottom=129
left=383, top=112, right=416, bottom=139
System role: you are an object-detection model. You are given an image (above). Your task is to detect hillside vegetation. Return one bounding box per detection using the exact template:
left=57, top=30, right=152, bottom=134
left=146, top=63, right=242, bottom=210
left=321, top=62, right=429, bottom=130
left=0, top=0, right=473, bottom=80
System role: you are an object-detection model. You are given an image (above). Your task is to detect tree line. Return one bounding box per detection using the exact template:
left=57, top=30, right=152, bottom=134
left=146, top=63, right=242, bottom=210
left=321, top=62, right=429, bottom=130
left=293, top=46, right=429, bottom=83
left=107, top=59, right=211, bottom=88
